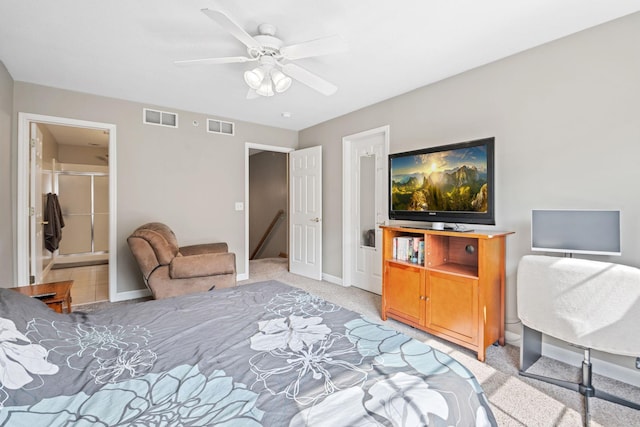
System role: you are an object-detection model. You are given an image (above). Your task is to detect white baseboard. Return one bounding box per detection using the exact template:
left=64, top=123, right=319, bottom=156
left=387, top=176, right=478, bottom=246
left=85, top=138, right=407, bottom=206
left=110, top=288, right=151, bottom=302
left=236, top=272, right=249, bottom=281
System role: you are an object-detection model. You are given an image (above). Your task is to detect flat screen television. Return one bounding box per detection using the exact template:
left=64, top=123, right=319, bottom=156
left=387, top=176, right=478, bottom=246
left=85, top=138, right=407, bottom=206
left=389, top=137, right=495, bottom=227
left=531, top=209, right=621, bottom=256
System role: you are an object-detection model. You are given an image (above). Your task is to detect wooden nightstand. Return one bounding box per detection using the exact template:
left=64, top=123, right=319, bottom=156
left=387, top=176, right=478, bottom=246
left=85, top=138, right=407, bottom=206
left=11, top=280, right=74, bottom=313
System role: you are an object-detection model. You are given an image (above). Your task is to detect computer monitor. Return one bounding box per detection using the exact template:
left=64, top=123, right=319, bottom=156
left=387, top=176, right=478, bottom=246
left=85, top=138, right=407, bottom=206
left=531, top=209, right=621, bottom=256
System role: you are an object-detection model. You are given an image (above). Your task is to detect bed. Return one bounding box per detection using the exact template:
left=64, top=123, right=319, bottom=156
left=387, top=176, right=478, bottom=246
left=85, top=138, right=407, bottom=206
left=1, top=280, right=496, bottom=426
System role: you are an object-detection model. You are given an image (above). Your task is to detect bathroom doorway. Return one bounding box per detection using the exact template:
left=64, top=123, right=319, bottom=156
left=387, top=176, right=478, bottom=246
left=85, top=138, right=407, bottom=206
left=17, top=113, right=116, bottom=306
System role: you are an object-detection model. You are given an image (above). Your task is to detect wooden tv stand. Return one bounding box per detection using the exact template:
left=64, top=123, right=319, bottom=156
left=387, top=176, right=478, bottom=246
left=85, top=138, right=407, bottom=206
left=381, top=225, right=513, bottom=361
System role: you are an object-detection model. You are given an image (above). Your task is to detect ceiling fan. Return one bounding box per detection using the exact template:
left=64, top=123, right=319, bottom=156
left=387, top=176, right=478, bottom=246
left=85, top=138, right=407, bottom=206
left=174, top=8, right=347, bottom=98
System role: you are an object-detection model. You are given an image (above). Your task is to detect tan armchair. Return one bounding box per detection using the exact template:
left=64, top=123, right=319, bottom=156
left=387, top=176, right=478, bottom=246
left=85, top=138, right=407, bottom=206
left=127, top=222, right=236, bottom=299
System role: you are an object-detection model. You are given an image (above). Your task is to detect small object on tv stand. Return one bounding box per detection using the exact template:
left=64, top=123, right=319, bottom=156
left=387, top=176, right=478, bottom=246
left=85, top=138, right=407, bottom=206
left=434, top=223, right=474, bottom=233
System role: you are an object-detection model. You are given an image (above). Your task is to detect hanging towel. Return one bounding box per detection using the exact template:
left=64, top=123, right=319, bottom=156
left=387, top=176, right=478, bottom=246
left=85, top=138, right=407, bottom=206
left=44, top=193, right=65, bottom=252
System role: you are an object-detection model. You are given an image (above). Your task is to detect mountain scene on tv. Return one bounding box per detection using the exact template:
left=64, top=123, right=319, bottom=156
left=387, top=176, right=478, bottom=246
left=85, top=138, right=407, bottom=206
left=391, top=146, right=489, bottom=213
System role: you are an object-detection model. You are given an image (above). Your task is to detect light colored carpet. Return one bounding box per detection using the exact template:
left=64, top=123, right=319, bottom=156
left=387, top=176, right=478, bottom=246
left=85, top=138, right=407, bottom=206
left=82, top=257, right=640, bottom=426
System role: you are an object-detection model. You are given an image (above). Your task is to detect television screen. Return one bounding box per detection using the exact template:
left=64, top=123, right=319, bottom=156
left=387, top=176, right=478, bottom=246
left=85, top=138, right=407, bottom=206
left=531, top=209, right=621, bottom=255
left=389, top=137, right=495, bottom=226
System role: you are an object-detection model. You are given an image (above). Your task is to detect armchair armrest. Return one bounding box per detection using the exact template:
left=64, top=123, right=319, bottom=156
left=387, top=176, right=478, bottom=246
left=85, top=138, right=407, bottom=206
left=179, top=242, right=229, bottom=256
left=170, top=252, right=236, bottom=279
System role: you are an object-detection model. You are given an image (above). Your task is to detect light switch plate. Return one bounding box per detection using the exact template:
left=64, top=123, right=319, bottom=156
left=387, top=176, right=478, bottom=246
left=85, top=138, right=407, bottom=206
left=235, top=202, right=244, bottom=211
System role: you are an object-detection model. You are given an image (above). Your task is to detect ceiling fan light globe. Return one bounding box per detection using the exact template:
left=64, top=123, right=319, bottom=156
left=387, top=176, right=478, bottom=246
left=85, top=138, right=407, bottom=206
left=271, top=69, right=292, bottom=93
left=244, top=67, right=265, bottom=90
left=256, top=80, right=274, bottom=97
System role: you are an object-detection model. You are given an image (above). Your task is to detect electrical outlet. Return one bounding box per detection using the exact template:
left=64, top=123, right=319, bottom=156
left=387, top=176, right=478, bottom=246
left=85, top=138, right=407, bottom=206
left=636, top=357, right=640, bottom=369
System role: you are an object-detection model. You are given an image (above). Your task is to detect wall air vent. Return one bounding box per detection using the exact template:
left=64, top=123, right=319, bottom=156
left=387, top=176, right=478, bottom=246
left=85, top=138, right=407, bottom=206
left=207, top=119, right=234, bottom=136
left=143, top=108, right=178, bottom=128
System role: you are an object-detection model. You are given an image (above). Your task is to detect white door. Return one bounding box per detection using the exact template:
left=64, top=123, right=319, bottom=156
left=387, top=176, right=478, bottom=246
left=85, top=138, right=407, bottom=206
left=349, top=134, right=386, bottom=294
left=289, top=146, right=322, bottom=280
left=29, top=123, right=45, bottom=284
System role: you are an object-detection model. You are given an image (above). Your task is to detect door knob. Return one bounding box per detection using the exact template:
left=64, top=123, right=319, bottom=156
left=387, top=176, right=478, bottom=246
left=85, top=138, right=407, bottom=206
left=310, top=217, right=321, bottom=223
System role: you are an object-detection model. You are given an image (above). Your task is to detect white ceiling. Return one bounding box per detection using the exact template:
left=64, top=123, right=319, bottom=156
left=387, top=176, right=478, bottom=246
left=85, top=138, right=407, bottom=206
left=1, top=1, right=639, bottom=131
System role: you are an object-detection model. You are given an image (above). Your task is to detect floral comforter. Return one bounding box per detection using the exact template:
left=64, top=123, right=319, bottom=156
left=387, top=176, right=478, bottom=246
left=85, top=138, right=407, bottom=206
left=0, top=280, right=496, bottom=426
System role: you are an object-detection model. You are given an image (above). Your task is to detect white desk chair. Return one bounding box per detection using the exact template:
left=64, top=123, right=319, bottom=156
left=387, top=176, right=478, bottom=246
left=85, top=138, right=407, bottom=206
left=517, top=255, right=640, bottom=425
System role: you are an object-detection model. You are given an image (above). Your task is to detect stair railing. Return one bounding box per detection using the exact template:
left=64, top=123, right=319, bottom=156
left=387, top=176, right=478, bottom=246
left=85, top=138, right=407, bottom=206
left=251, top=209, right=285, bottom=260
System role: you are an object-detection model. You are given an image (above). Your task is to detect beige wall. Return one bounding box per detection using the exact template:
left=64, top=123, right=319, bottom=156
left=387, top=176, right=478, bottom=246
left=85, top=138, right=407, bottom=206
left=58, top=144, right=108, bottom=166
left=10, top=83, right=298, bottom=292
left=0, top=62, right=14, bottom=287
left=299, top=11, right=640, bottom=357
left=249, top=151, right=287, bottom=259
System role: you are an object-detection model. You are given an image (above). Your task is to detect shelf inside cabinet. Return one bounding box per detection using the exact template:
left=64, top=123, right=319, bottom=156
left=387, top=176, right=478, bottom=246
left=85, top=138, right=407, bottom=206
left=426, top=234, right=478, bottom=276
left=386, top=258, right=425, bottom=268
left=427, top=262, right=478, bottom=279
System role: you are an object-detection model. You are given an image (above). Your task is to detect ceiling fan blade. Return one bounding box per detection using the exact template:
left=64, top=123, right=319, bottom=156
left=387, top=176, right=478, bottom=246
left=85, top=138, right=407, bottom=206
left=201, top=8, right=260, bottom=49
left=174, top=56, right=254, bottom=66
left=281, top=35, right=348, bottom=60
left=281, top=63, right=337, bottom=96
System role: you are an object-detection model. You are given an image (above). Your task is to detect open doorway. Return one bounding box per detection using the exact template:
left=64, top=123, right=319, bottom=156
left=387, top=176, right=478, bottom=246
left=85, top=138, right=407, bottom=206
left=17, top=113, right=117, bottom=307
left=40, top=124, right=109, bottom=305
left=249, top=151, right=288, bottom=259
left=244, top=143, right=293, bottom=281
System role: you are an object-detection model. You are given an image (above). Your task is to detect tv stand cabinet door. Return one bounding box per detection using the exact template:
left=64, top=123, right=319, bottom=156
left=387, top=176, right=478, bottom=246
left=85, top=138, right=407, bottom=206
left=426, top=270, right=478, bottom=345
left=383, top=262, right=424, bottom=325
